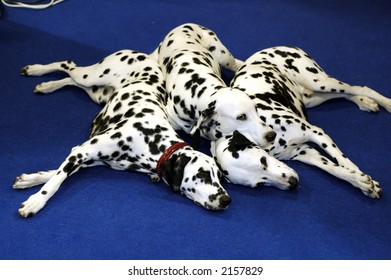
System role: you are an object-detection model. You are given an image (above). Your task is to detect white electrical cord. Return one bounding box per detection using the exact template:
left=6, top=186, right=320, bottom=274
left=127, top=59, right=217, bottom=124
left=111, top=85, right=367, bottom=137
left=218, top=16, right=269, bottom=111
left=1, top=0, right=64, bottom=9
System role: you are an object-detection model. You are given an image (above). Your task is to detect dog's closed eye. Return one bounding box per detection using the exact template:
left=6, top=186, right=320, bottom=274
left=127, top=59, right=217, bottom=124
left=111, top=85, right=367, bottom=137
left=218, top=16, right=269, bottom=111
left=236, top=113, right=247, bottom=121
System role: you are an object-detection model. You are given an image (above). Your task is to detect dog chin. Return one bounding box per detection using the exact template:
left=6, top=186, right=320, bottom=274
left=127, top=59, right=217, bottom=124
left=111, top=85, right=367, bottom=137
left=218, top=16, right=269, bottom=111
left=271, top=179, right=299, bottom=191
left=193, top=200, right=228, bottom=211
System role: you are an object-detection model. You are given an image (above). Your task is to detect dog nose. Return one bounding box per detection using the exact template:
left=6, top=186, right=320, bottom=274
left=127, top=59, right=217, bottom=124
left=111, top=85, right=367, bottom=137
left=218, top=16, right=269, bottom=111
left=265, top=131, right=276, bottom=142
left=288, top=176, right=298, bottom=190
left=219, top=195, right=231, bottom=207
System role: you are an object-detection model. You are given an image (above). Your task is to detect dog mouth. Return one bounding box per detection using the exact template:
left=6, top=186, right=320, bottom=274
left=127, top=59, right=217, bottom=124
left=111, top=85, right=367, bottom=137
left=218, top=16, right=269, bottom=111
left=257, top=175, right=299, bottom=191
left=277, top=176, right=299, bottom=191
left=194, top=194, right=231, bottom=211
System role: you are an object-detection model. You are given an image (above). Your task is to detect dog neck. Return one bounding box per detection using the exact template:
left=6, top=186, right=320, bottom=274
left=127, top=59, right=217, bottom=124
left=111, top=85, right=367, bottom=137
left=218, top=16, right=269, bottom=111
left=157, top=142, right=189, bottom=177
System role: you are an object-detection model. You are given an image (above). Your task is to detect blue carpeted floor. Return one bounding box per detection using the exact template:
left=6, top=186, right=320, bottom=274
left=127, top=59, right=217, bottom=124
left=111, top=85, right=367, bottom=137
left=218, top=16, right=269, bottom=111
left=0, top=0, right=390, bottom=260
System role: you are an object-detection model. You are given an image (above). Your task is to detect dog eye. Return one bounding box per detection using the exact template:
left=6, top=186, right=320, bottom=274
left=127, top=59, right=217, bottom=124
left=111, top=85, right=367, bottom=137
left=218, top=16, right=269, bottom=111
left=217, top=169, right=223, bottom=179
left=236, top=113, right=247, bottom=121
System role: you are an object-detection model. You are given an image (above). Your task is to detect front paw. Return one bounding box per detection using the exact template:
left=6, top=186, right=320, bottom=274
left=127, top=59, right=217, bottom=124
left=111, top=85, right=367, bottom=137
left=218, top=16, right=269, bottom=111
left=18, top=193, right=46, bottom=218
left=149, top=174, right=161, bottom=183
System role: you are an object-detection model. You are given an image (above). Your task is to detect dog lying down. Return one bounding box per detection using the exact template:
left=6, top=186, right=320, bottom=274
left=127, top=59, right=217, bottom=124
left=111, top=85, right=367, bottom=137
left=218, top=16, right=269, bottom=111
left=14, top=50, right=230, bottom=218
left=150, top=23, right=276, bottom=147
left=13, top=24, right=389, bottom=218
left=150, top=23, right=298, bottom=191
left=212, top=46, right=390, bottom=198
left=212, top=130, right=299, bottom=190
left=148, top=23, right=387, bottom=198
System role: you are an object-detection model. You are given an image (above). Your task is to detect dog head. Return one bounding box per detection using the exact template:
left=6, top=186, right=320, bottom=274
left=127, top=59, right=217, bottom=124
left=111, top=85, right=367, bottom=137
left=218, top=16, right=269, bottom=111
left=190, top=88, right=276, bottom=148
left=211, top=130, right=299, bottom=191
left=160, top=149, right=230, bottom=210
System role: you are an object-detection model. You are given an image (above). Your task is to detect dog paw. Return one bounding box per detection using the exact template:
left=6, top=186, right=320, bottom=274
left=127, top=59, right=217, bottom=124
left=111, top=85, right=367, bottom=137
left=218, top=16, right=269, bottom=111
left=20, top=66, right=30, bottom=76
left=13, top=173, right=35, bottom=189
left=149, top=174, right=161, bottom=183
left=18, top=193, right=46, bottom=218
left=20, top=65, right=39, bottom=76
left=352, top=96, right=379, bottom=112
left=20, top=64, right=46, bottom=76
left=357, top=86, right=391, bottom=113
left=34, top=81, right=60, bottom=94
left=363, top=180, right=382, bottom=199
left=356, top=174, right=382, bottom=199
left=13, top=172, right=50, bottom=189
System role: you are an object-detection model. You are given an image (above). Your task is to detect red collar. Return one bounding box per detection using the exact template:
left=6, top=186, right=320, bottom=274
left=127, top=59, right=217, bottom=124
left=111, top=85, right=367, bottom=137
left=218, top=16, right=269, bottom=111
left=157, top=142, right=189, bottom=178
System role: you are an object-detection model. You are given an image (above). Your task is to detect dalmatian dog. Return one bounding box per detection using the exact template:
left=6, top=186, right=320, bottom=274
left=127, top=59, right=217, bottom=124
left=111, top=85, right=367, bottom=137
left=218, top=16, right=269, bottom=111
left=14, top=50, right=231, bottom=217
left=150, top=23, right=276, bottom=147
left=211, top=130, right=299, bottom=190
left=226, top=46, right=390, bottom=197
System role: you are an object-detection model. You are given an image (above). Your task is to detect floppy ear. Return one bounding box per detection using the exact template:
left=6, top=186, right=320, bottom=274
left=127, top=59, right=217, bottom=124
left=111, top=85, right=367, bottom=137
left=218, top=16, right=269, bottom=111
left=230, top=130, right=254, bottom=151
left=189, top=107, right=217, bottom=136
left=191, top=128, right=201, bottom=150
left=160, top=154, right=191, bottom=193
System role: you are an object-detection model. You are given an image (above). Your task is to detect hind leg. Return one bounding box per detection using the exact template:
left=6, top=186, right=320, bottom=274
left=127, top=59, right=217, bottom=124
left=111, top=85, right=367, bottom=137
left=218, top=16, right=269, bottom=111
left=22, top=61, right=117, bottom=104
left=33, top=77, right=78, bottom=94
left=22, top=54, right=126, bottom=88
left=268, top=47, right=391, bottom=112
left=288, top=144, right=381, bottom=198
left=21, top=50, right=139, bottom=104
left=13, top=170, right=57, bottom=189
left=21, top=60, right=77, bottom=77
left=22, top=61, right=83, bottom=94
left=291, top=50, right=390, bottom=112
left=304, top=76, right=391, bottom=112
left=28, top=76, right=114, bottom=105
left=303, top=91, right=380, bottom=112
left=21, top=60, right=104, bottom=97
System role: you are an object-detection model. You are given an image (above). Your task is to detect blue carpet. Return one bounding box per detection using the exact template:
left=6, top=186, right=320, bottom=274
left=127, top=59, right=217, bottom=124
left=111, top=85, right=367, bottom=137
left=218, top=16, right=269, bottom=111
left=0, top=0, right=390, bottom=260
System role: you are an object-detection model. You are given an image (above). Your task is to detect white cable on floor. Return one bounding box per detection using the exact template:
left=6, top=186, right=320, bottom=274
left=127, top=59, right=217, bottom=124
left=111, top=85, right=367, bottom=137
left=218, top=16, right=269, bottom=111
left=1, top=0, right=64, bottom=9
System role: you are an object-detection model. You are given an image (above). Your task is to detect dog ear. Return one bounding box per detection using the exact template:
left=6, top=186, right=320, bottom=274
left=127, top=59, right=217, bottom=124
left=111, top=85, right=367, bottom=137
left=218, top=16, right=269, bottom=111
left=189, top=107, right=217, bottom=136
left=191, top=128, right=201, bottom=150
left=230, top=130, right=253, bottom=150
left=160, top=154, right=191, bottom=193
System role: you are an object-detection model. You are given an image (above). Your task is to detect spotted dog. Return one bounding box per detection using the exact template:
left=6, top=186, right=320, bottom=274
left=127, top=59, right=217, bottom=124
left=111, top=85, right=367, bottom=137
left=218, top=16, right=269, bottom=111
left=150, top=23, right=276, bottom=147
left=229, top=46, right=391, bottom=198
left=14, top=50, right=230, bottom=217
left=211, top=130, right=299, bottom=190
